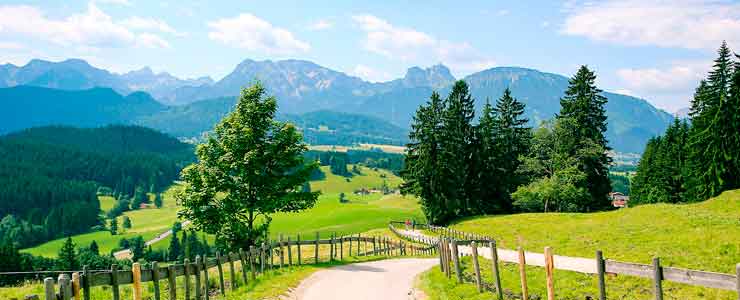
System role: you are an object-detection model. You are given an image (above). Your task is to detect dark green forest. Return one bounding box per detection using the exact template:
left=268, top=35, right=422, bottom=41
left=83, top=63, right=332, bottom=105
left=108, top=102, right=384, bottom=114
left=0, top=125, right=194, bottom=248
left=632, top=42, right=740, bottom=205
left=402, top=66, right=613, bottom=224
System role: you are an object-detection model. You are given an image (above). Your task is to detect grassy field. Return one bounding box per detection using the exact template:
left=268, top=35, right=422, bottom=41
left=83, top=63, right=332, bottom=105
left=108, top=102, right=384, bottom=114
left=419, top=189, right=740, bottom=299
left=23, top=164, right=422, bottom=257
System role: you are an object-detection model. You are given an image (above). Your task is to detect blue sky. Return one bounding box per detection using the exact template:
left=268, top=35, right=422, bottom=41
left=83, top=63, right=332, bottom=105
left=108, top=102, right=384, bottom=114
left=1, top=0, right=738, bottom=112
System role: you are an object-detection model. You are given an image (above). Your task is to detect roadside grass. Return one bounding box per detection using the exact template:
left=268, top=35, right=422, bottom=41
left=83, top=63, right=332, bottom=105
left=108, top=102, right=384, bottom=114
left=23, top=165, right=422, bottom=257
left=418, top=189, right=740, bottom=299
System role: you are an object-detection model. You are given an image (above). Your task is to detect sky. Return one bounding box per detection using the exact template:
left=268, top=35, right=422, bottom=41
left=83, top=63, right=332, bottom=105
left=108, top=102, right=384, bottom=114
left=0, top=0, right=738, bottom=112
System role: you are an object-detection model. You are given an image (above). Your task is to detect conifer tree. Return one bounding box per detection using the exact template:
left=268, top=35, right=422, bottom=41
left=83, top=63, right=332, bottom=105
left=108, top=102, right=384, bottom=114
left=89, top=240, right=99, bottom=255
left=556, top=65, right=612, bottom=210
left=475, top=98, right=506, bottom=213
left=57, top=237, right=78, bottom=270
left=168, top=231, right=181, bottom=261
left=109, top=218, right=118, bottom=235
left=492, top=88, right=531, bottom=203
left=687, top=42, right=737, bottom=200
left=440, top=81, right=476, bottom=215
left=401, top=91, right=447, bottom=223
left=154, top=193, right=163, bottom=208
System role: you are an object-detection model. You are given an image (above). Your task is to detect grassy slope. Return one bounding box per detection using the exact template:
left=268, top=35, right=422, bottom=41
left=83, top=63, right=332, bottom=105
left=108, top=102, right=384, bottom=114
left=419, top=189, right=740, bottom=299
left=23, top=165, right=422, bottom=257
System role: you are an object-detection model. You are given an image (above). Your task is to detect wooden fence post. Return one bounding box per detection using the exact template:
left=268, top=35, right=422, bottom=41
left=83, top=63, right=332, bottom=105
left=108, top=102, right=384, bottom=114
left=167, top=265, right=176, bottom=300
left=653, top=257, right=663, bottom=300
left=132, top=262, right=142, bottom=300
left=111, top=264, right=120, bottom=300
left=451, top=240, right=462, bottom=283
left=43, top=277, right=54, bottom=300
left=596, top=250, right=606, bottom=300
left=249, top=246, right=256, bottom=280
left=216, top=252, right=226, bottom=295
left=340, top=235, right=344, bottom=260
left=490, top=241, right=503, bottom=300
left=545, top=247, right=555, bottom=300
left=239, top=249, right=248, bottom=285
left=260, top=243, right=266, bottom=273
left=287, top=237, right=293, bottom=266
left=471, top=241, right=482, bottom=293
left=184, top=258, right=191, bottom=300
left=438, top=240, right=444, bottom=272
left=279, top=234, right=285, bottom=268
left=203, top=257, right=210, bottom=300
left=315, top=232, right=320, bottom=263
left=329, top=234, right=335, bottom=261
left=58, top=274, right=71, bottom=300
left=349, top=234, right=353, bottom=256
left=203, top=257, right=211, bottom=300
left=82, top=265, right=91, bottom=300
left=71, top=272, right=80, bottom=300
left=357, top=234, right=361, bottom=256
left=228, top=252, right=237, bottom=290
left=268, top=240, right=274, bottom=270
left=444, top=239, right=451, bottom=278
left=193, top=258, right=200, bottom=300
left=297, top=234, right=302, bottom=265
left=518, top=247, right=528, bottom=300
left=151, top=262, right=161, bottom=300
left=372, top=237, right=377, bottom=255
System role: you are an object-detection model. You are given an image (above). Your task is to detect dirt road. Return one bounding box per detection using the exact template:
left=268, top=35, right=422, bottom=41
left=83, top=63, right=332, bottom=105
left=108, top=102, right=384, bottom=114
left=288, top=258, right=438, bottom=300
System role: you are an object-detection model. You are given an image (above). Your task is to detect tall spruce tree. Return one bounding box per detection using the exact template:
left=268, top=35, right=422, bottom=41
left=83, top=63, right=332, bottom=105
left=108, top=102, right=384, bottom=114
left=492, top=88, right=531, bottom=203
left=401, top=91, right=447, bottom=223
left=557, top=66, right=612, bottom=210
left=440, top=81, right=476, bottom=216
left=475, top=99, right=506, bottom=213
left=57, top=237, right=78, bottom=270
left=686, top=42, right=737, bottom=201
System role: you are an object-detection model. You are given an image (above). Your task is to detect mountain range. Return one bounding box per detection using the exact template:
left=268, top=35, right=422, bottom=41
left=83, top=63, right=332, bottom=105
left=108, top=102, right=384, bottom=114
left=0, top=58, right=674, bottom=152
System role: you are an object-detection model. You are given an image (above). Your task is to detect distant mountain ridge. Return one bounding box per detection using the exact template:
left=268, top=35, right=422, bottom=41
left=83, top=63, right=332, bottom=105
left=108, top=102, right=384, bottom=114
left=0, top=58, right=675, bottom=152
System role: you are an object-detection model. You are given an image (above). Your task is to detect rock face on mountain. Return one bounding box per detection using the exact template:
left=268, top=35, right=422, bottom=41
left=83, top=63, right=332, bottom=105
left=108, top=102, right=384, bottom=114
left=0, top=58, right=673, bottom=152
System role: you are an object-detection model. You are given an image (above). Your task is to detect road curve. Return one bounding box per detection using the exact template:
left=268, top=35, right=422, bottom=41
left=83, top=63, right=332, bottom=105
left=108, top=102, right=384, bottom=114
left=288, top=258, right=438, bottom=300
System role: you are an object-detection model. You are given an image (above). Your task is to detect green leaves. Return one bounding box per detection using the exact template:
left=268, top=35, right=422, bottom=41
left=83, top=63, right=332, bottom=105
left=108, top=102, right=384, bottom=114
left=177, top=82, right=319, bottom=250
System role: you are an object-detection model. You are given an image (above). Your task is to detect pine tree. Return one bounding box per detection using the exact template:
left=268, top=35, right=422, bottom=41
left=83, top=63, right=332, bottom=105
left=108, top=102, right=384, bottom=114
left=181, top=230, right=190, bottom=260
left=557, top=66, right=612, bottom=210
left=122, top=216, right=131, bottom=230
left=475, top=98, right=507, bottom=213
left=89, top=240, right=99, bottom=255
left=440, top=80, right=476, bottom=216
left=687, top=42, right=737, bottom=201
left=109, top=218, right=118, bottom=235
left=57, top=237, right=78, bottom=270
left=154, top=193, right=163, bottom=208
left=169, top=231, right=181, bottom=261
left=401, top=91, right=447, bottom=223
left=492, top=88, right=531, bottom=205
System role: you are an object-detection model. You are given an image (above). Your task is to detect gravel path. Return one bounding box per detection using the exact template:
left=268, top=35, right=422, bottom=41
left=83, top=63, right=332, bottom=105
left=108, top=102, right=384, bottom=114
left=288, top=258, right=438, bottom=300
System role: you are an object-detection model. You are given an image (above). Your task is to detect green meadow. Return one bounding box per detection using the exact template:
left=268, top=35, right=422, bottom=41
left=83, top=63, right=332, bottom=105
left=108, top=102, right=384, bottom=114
left=418, top=189, right=740, bottom=299
left=22, top=165, right=423, bottom=257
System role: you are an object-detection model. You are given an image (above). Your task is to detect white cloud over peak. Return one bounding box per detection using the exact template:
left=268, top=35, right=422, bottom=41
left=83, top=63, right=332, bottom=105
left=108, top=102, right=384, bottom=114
left=562, top=0, right=740, bottom=50
left=351, top=64, right=393, bottom=83
left=0, top=3, right=170, bottom=49
left=615, top=60, right=712, bottom=110
left=208, top=13, right=310, bottom=54
left=352, top=14, right=495, bottom=75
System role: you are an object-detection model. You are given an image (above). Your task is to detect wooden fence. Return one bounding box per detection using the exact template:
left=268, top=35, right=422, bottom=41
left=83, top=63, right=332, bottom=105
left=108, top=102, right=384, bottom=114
left=390, top=222, right=740, bottom=300
left=24, top=232, right=434, bottom=300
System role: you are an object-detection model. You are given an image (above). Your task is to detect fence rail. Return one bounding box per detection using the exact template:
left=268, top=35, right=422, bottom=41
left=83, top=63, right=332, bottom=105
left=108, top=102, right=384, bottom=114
left=390, top=221, right=740, bottom=300
left=13, top=231, right=436, bottom=300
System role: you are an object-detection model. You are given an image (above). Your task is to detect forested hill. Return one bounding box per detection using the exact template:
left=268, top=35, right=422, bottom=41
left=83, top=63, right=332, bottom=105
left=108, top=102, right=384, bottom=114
left=0, top=125, right=194, bottom=248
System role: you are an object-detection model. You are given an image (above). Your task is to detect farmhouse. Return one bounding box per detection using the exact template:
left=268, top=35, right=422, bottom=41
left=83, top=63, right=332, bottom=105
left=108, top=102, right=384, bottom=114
left=610, top=192, right=630, bottom=208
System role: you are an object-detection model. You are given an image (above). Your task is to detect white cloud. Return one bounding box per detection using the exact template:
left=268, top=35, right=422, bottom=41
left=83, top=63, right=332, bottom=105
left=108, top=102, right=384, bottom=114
left=308, top=19, right=333, bottom=31
left=136, top=33, right=171, bottom=49
left=352, top=14, right=495, bottom=75
left=350, top=64, right=393, bottom=82
left=0, top=41, right=24, bottom=50
left=562, top=0, right=740, bottom=50
left=541, top=21, right=550, bottom=28
left=122, top=17, right=185, bottom=37
left=208, top=13, right=310, bottom=54
left=0, top=3, right=169, bottom=49
left=615, top=60, right=712, bottom=110
left=497, top=9, right=510, bottom=16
